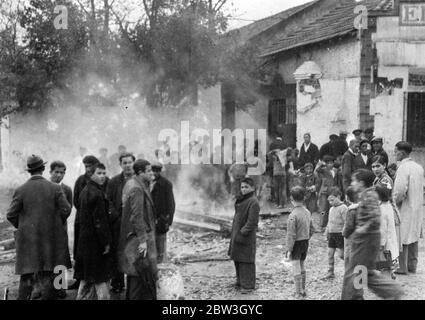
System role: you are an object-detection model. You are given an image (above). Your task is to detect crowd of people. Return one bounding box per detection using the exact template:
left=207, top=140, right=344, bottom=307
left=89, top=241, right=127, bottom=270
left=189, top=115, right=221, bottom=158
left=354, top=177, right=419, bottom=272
left=6, top=151, right=175, bottom=300
left=228, top=127, right=425, bottom=300
left=4, top=126, right=425, bottom=300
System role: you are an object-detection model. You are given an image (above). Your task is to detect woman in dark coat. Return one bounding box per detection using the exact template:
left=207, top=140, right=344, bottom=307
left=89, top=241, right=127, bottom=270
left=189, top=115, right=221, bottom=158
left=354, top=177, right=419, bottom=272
left=228, top=178, right=260, bottom=293
left=74, top=163, right=112, bottom=300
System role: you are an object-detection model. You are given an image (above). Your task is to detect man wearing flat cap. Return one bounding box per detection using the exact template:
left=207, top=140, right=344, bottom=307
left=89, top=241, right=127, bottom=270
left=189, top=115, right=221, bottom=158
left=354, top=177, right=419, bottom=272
left=352, top=129, right=363, bottom=142
left=150, top=162, right=175, bottom=264
left=7, top=155, right=72, bottom=299
left=371, top=137, right=389, bottom=166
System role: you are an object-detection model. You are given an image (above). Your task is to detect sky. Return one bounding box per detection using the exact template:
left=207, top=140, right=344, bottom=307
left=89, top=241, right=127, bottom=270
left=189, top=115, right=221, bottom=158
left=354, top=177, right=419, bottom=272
left=225, top=0, right=313, bottom=29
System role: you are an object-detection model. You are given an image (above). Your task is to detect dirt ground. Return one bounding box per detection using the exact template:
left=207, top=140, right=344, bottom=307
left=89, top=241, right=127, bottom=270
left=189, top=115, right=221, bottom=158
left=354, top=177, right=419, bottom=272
left=1, top=189, right=424, bottom=300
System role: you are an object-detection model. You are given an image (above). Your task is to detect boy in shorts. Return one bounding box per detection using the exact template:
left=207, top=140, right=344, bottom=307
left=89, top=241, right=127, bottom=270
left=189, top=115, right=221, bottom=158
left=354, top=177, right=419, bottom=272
left=324, top=187, right=348, bottom=279
left=285, top=186, right=314, bottom=298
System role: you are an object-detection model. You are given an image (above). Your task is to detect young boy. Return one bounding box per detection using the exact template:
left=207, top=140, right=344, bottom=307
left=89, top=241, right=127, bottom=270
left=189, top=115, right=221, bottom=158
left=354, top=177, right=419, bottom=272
left=342, top=187, right=359, bottom=270
left=228, top=178, right=260, bottom=294
left=301, top=163, right=318, bottom=214
left=315, top=155, right=341, bottom=231
left=324, top=187, right=347, bottom=279
left=285, top=186, right=314, bottom=298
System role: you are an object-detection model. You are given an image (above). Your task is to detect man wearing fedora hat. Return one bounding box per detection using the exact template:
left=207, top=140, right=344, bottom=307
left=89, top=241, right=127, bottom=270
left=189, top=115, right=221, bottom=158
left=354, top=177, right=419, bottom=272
left=7, top=155, right=72, bottom=300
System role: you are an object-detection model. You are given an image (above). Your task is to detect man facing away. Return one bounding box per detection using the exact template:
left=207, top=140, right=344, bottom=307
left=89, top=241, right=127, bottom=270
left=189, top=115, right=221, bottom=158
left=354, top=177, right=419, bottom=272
left=106, top=152, right=136, bottom=294
left=151, top=162, right=176, bottom=264
left=7, top=155, right=71, bottom=300
left=118, top=159, right=158, bottom=300
left=75, top=163, right=112, bottom=300
left=393, top=141, right=425, bottom=275
left=70, top=155, right=99, bottom=290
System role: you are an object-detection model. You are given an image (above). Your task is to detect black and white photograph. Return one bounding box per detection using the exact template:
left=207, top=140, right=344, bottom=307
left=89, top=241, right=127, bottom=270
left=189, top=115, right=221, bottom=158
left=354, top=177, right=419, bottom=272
left=0, top=0, right=425, bottom=304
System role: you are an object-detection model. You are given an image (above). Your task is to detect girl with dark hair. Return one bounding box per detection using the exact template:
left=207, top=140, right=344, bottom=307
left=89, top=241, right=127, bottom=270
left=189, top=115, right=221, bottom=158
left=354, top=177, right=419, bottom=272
left=371, top=155, right=393, bottom=193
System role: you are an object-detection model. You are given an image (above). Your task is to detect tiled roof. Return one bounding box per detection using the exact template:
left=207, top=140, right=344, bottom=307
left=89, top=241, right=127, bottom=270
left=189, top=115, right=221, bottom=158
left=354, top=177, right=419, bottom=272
left=223, top=1, right=318, bottom=46
left=374, top=0, right=394, bottom=11
left=260, top=0, right=392, bottom=57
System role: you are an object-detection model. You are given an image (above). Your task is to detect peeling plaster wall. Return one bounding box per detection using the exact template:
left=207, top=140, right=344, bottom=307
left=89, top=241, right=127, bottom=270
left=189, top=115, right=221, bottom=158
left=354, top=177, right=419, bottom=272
left=277, top=39, right=362, bottom=147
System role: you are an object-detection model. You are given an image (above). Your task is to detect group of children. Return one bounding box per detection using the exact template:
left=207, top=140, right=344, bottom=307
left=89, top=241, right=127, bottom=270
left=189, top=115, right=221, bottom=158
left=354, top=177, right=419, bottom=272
left=285, top=170, right=401, bottom=299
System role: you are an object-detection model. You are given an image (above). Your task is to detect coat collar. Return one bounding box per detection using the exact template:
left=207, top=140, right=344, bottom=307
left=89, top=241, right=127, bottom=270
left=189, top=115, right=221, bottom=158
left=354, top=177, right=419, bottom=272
left=134, top=175, right=154, bottom=205
left=29, top=175, right=45, bottom=181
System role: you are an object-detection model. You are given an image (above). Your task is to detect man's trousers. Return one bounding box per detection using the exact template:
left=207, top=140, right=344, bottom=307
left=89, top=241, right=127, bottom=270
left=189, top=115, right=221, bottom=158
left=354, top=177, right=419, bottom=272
left=234, top=261, right=256, bottom=290
left=397, top=242, right=419, bottom=274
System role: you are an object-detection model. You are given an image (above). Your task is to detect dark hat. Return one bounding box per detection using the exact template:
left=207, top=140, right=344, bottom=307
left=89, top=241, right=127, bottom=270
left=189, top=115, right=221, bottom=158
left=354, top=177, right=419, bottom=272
left=151, top=161, right=163, bottom=171
left=364, top=128, right=374, bottom=134
left=352, top=129, right=363, bottom=135
left=26, top=155, right=47, bottom=171
left=371, top=137, right=383, bottom=144
left=330, top=134, right=339, bottom=140
left=82, top=155, right=99, bottom=165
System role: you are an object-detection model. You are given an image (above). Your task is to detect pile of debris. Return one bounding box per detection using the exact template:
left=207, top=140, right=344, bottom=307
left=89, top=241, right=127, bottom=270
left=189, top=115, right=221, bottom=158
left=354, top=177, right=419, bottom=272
left=173, top=210, right=232, bottom=236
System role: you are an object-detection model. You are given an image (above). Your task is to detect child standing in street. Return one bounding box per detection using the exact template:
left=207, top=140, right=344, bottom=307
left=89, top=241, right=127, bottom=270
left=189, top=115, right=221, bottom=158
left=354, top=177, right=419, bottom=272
left=228, top=178, right=260, bottom=294
left=324, top=187, right=348, bottom=279
left=301, top=163, right=318, bottom=215
left=342, top=187, right=359, bottom=270
left=285, top=186, right=315, bottom=298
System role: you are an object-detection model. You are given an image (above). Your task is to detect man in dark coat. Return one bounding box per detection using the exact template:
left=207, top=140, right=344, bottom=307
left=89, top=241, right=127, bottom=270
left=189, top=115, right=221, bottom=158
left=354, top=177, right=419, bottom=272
left=106, top=152, right=135, bottom=293
left=71, top=155, right=99, bottom=290
left=319, top=135, right=339, bottom=160
left=341, top=140, right=360, bottom=193
left=371, top=137, right=389, bottom=166
left=333, top=130, right=349, bottom=159
left=50, top=161, right=73, bottom=210
left=228, top=178, right=260, bottom=294
left=7, top=155, right=72, bottom=300
left=353, top=140, right=373, bottom=171
left=75, top=163, right=112, bottom=300
left=151, top=162, right=176, bottom=264
left=49, top=160, right=72, bottom=299
left=118, top=159, right=158, bottom=300
left=299, top=133, right=320, bottom=167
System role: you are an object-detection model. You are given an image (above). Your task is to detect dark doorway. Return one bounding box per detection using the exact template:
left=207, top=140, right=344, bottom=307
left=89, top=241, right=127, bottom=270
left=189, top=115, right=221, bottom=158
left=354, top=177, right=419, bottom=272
left=268, top=84, right=297, bottom=148
left=406, top=92, right=425, bottom=147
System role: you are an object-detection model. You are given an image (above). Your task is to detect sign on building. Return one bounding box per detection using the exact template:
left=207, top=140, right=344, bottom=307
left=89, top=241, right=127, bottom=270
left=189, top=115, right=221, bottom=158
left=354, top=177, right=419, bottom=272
left=400, top=2, right=425, bottom=26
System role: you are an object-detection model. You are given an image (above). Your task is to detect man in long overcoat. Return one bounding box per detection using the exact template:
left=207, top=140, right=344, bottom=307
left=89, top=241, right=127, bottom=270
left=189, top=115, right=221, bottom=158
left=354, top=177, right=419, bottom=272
left=118, top=159, right=158, bottom=300
left=71, top=155, right=99, bottom=289
left=75, top=163, right=112, bottom=300
left=106, top=152, right=135, bottom=293
left=393, top=142, right=425, bottom=274
left=151, top=162, right=175, bottom=264
left=7, top=155, right=71, bottom=300
left=228, top=178, right=260, bottom=294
